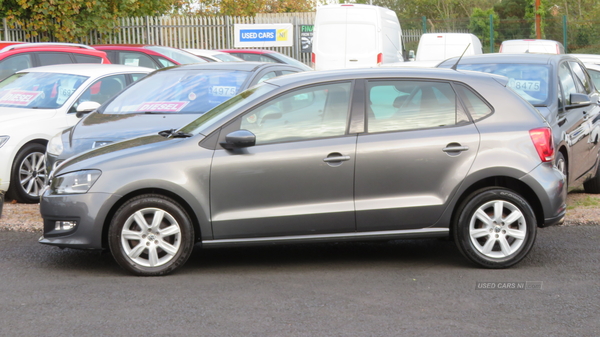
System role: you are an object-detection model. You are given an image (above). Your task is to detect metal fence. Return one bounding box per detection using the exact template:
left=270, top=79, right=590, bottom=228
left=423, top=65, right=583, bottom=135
left=1, top=13, right=316, bottom=65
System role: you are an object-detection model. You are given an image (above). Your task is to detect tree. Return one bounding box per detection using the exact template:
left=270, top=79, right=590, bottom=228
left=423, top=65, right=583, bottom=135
left=181, top=0, right=313, bottom=16
left=0, top=0, right=184, bottom=41
left=468, top=7, right=499, bottom=50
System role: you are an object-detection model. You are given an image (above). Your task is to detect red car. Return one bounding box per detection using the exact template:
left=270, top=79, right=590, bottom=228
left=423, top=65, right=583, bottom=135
left=0, top=42, right=110, bottom=80
left=219, top=49, right=313, bottom=71
left=93, top=44, right=206, bottom=69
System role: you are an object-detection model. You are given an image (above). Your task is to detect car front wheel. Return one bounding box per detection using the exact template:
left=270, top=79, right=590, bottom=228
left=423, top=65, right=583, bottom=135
left=454, top=188, right=537, bottom=268
left=108, top=194, right=195, bottom=276
left=7, top=143, right=48, bottom=203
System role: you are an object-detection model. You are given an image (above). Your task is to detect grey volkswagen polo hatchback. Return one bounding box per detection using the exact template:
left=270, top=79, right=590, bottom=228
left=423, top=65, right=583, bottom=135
left=39, top=67, right=566, bottom=276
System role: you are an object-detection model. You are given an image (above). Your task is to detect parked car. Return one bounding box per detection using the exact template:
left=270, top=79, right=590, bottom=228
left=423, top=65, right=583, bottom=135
left=45, top=62, right=308, bottom=172
left=584, top=63, right=600, bottom=89
left=219, top=49, right=313, bottom=71
left=499, top=39, right=565, bottom=54
left=40, top=67, right=566, bottom=276
left=0, top=64, right=152, bottom=203
left=569, top=54, right=600, bottom=66
left=438, top=53, right=600, bottom=192
left=183, top=49, right=245, bottom=62
left=0, top=42, right=110, bottom=81
left=93, top=45, right=206, bottom=69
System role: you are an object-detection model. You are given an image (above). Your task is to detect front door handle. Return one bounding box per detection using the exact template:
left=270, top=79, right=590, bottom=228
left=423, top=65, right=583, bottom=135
left=442, top=145, right=469, bottom=153
left=323, top=155, right=351, bottom=163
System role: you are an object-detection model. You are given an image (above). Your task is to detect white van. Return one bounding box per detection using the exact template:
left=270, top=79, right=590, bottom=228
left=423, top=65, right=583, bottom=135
left=415, top=33, right=483, bottom=62
left=499, top=39, right=565, bottom=54
left=312, top=4, right=404, bottom=71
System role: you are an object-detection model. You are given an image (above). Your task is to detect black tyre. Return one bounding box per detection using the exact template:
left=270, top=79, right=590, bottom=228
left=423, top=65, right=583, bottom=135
left=7, top=143, right=48, bottom=203
left=453, top=188, right=537, bottom=268
left=555, top=152, right=567, bottom=187
left=583, top=161, right=600, bottom=194
left=108, top=194, right=195, bottom=276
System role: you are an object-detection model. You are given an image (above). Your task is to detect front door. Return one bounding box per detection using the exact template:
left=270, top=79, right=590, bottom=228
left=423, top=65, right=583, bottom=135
left=210, top=81, right=357, bottom=239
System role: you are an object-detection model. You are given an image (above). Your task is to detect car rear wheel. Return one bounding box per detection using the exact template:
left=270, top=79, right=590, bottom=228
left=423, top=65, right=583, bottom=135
left=7, top=143, right=47, bottom=204
left=454, top=188, right=537, bottom=268
left=108, top=194, right=195, bottom=276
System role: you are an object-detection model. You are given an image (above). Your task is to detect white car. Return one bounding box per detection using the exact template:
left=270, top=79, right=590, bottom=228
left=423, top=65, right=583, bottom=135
left=0, top=64, right=153, bottom=203
left=183, top=49, right=244, bottom=62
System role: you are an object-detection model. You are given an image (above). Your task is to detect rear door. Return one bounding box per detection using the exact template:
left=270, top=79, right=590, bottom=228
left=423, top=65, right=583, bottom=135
left=355, top=79, right=481, bottom=231
left=343, top=8, right=379, bottom=68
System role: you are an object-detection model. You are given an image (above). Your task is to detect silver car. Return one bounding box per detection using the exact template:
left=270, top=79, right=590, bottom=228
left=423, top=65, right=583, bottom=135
left=39, top=67, right=566, bottom=276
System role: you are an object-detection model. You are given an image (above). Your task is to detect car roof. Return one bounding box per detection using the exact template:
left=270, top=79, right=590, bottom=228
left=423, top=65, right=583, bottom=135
left=219, top=49, right=274, bottom=54
left=18, top=63, right=154, bottom=76
left=264, top=66, right=505, bottom=88
left=161, top=61, right=300, bottom=72
left=440, top=53, right=577, bottom=65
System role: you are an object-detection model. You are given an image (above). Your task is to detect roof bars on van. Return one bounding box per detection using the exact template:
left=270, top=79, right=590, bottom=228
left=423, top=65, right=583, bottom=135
left=0, top=42, right=95, bottom=53
left=451, top=43, right=471, bottom=71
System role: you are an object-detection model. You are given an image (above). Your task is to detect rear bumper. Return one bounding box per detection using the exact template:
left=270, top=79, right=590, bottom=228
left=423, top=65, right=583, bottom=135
left=520, top=162, right=567, bottom=228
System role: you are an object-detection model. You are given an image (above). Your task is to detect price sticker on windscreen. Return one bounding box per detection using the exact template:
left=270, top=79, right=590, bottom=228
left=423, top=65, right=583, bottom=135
left=136, top=101, right=189, bottom=112
left=0, top=90, right=43, bottom=106
left=509, top=79, right=541, bottom=91
left=211, top=86, right=237, bottom=97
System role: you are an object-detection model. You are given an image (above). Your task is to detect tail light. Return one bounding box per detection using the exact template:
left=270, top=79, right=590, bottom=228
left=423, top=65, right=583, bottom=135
left=377, top=53, right=383, bottom=65
left=529, top=127, right=554, bottom=162
left=311, top=52, right=315, bottom=64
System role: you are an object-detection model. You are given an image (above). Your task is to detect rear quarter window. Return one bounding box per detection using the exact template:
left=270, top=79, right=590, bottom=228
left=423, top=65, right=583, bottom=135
left=453, top=83, right=493, bottom=121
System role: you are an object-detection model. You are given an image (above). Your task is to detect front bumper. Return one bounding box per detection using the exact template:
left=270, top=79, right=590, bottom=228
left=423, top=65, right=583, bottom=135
left=39, top=190, right=120, bottom=249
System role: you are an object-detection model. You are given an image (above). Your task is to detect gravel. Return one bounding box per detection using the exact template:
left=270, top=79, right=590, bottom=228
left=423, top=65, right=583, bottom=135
left=1, top=192, right=599, bottom=233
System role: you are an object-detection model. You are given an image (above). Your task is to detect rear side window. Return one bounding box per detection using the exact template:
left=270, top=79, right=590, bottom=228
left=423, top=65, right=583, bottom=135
left=367, top=80, right=468, bottom=133
left=37, top=52, right=72, bottom=66
left=0, top=54, right=32, bottom=80
left=73, top=54, right=102, bottom=63
left=588, top=69, right=600, bottom=90
left=453, top=84, right=493, bottom=121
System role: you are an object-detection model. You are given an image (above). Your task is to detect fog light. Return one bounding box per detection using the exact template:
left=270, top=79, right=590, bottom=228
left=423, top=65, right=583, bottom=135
left=55, top=221, right=77, bottom=231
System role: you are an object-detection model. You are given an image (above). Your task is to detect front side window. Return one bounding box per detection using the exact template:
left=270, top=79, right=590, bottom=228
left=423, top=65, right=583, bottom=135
left=73, top=74, right=127, bottom=110
left=144, top=46, right=205, bottom=65
left=73, top=54, right=102, bottom=64
left=569, top=61, right=593, bottom=93
left=588, top=69, right=600, bottom=90
left=0, top=72, right=88, bottom=109
left=0, top=54, right=32, bottom=80
left=367, top=81, right=465, bottom=133
left=240, top=82, right=351, bottom=145
left=558, top=62, right=578, bottom=105
left=102, top=69, right=251, bottom=115
left=119, top=52, right=158, bottom=69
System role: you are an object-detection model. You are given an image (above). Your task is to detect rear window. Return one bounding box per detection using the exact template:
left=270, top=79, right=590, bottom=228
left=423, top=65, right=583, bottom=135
left=73, top=54, right=102, bottom=63
left=451, top=63, right=551, bottom=106
left=101, top=69, right=251, bottom=115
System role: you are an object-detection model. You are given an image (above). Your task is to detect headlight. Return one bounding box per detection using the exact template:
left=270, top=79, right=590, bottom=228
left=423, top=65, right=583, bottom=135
left=50, top=170, right=101, bottom=194
left=0, top=136, right=9, bottom=148
left=47, top=132, right=64, bottom=156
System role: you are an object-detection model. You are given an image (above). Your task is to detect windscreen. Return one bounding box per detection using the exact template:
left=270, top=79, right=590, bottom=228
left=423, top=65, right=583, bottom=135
left=145, top=46, right=206, bottom=64
left=0, top=72, right=88, bottom=109
left=101, top=69, right=251, bottom=115
left=453, top=63, right=551, bottom=105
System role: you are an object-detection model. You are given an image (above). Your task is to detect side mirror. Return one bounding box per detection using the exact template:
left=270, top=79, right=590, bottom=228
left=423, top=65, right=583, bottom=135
left=566, top=93, right=592, bottom=110
left=220, top=130, right=256, bottom=150
left=75, top=101, right=101, bottom=118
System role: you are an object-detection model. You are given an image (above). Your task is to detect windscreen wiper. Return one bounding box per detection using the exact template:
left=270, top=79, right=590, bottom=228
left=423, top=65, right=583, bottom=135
left=158, top=129, right=193, bottom=138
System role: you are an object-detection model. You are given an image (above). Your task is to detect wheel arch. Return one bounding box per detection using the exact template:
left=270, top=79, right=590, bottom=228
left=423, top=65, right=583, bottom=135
left=101, top=188, right=202, bottom=249
left=449, top=176, right=545, bottom=238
